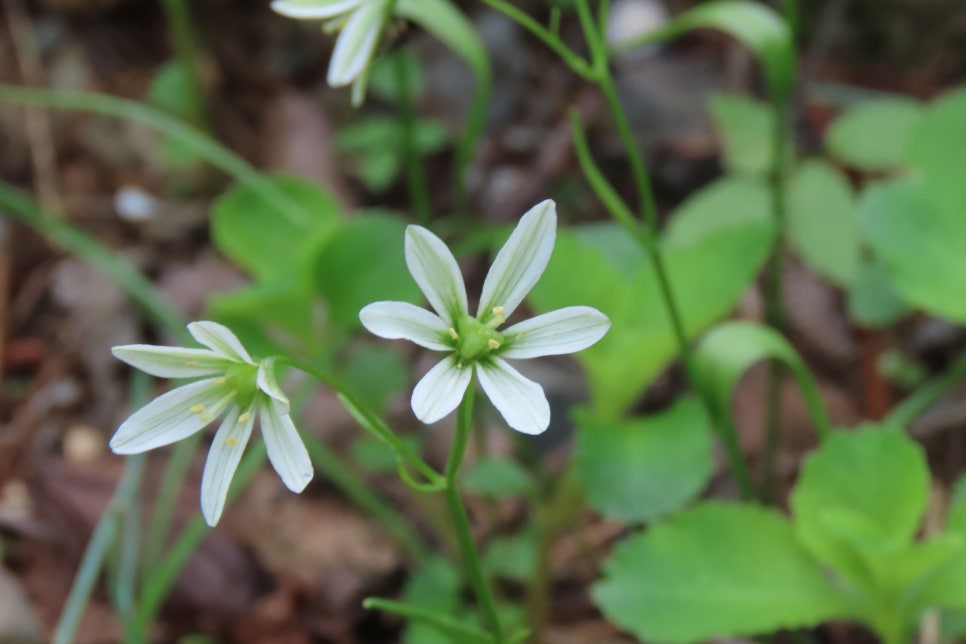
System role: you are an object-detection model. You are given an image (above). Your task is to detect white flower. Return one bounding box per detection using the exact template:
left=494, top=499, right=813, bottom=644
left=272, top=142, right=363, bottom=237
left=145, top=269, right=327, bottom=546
left=360, top=200, right=611, bottom=435
left=271, top=0, right=389, bottom=98
left=109, top=321, right=313, bottom=525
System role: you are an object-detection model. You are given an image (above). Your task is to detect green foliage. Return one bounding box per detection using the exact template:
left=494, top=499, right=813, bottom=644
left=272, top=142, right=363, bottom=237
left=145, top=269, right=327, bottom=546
left=462, top=458, right=535, bottom=499
left=337, top=343, right=410, bottom=414
left=576, top=397, right=712, bottom=523
left=707, top=94, right=775, bottom=176
left=847, top=258, right=908, bottom=327
left=826, top=98, right=922, bottom=171
left=335, top=117, right=448, bottom=192
left=908, top=88, right=966, bottom=216
left=482, top=528, right=539, bottom=582
left=402, top=559, right=463, bottom=644
left=146, top=60, right=207, bottom=169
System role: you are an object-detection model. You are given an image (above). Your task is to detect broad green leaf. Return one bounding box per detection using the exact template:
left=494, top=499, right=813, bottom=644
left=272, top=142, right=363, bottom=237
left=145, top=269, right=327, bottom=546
left=787, top=160, right=860, bottom=286
left=790, top=426, right=929, bottom=580
left=483, top=528, right=538, bottom=582
left=847, top=258, right=908, bottom=327
left=462, top=457, right=534, bottom=499
left=335, top=116, right=448, bottom=191
left=826, top=98, right=922, bottom=171
left=860, top=177, right=966, bottom=322
left=531, top=179, right=773, bottom=418
left=146, top=60, right=207, bottom=168
left=908, top=88, right=966, bottom=216
left=352, top=434, right=422, bottom=473
left=693, top=321, right=831, bottom=439
left=593, top=503, right=848, bottom=643
left=401, top=558, right=464, bottom=644
left=368, top=51, right=426, bottom=103
left=211, top=175, right=341, bottom=282
left=577, top=397, right=712, bottom=523
left=338, top=343, right=409, bottom=413
left=314, top=210, right=422, bottom=330
left=707, top=94, right=775, bottom=176
left=396, top=0, right=488, bottom=84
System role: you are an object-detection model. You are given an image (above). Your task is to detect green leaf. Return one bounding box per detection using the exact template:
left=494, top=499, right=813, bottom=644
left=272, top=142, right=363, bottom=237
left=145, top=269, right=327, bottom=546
left=483, top=528, right=539, bottom=583
left=707, top=94, right=775, bottom=176
left=337, top=343, right=410, bottom=414
left=859, top=177, right=966, bottom=323
left=368, top=51, right=426, bottom=103
left=826, top=98, right=922, bottom=171
left=335, top=116, right=448, bottom=191
left=530, top=178, right=774, bottom=418
left=593, top=503, right=849, bottom=643
left=787, top=160, right=860, bottom=286
left=462, top=458, right=534, bottom=499
left=314, top=210, right=422, bottom=330
left=908, top=88, right=966, bottom=216
left=211, top=175, right=341, bottom=282
left=790, top=425, right=929, bottom=582
left=694, top=321, right=831, bottom=439
left=577, top=397, right=713, bottom=523
left=352, top=434, right=422, bottom=473
left=847, top=257, right=908, bottom=328
left=400, top=558, right=465, bottom=644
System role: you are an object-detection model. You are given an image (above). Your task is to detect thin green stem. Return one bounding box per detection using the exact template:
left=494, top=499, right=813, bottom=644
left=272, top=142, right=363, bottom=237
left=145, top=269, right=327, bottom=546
left=0, top=85, right=313, bottom=227
left=444, top=383, right=504, bottom=642
left=886, top=350, right=966, bottom=429
left=362, top=598, right=492, bottom=644
left=394, top=52, right=432, bottom=224
left=303, top=434, right=431, bottom=563
left=158, top=0, right=209, bottom=130
left=52, top=454, right=146, bottom=644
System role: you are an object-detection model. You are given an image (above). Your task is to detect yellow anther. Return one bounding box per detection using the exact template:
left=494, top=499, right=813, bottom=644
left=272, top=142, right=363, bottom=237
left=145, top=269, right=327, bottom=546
left=190, top=404, right=205, bottom=414
left=226, top=437, right=238, bottom=447
left=214, top=377, right=227, bottom=385
left=492, top=306, right=506, bottom=324
left=238, top=412, right=251, bottom=423
left=200, top=412, right=215, bottom=422
left=457, top=362, right=464, bottom=369
left=488, top=339, right=501, bottom=349
left=185, top=360, right=198, bottom=367
left=449, top=327, right=459, bottom=340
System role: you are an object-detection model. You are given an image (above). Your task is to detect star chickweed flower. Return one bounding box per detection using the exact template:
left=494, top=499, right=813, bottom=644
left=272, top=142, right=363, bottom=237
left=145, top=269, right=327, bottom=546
left=360, top=200, right=611, bottom=435
left=271, top=0, right=390, bottom=103
left=109, top=321, right=313, bottom=525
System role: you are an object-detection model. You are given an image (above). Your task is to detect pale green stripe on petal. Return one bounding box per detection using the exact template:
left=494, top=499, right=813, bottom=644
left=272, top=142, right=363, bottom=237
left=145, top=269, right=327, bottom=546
left=327, top=0, right=384, bottom=86
left=478, top=199, right=557, bottom=320
left=200, top=406, right=255, bottom=526
left=476, top=359, right=549, bottom=435
left=112, top=344, right=231, bottom=378
left=260, top=401, right=313, bottom=493
left=110, top=378, right=229, bottom=454
left=501, top=306, right=611, bottom=359
left=360, top=301, right=452, bottom=350
left=187, top=321, right=255, bottom=364
left=256, top=358, right=291, bottom=415
left=271, top=0, right=363, bottom=19
left=411, top=355, right=472, bottom=424
left=405, top=225, right=469, bottom=327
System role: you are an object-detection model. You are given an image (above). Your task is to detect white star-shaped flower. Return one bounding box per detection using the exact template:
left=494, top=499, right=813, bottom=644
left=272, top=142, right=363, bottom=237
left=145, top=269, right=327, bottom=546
left=109, top=321, right=313, bottom=525
left=360, top=200, right=611, bottom=435
left=271, top=0, right=389, bottom=101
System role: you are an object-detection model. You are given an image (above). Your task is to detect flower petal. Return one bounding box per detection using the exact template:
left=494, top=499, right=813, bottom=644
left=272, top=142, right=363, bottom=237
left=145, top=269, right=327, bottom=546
left=411, top=355, right=472, bottom=424
left=112, top=345, right=231, bottom=378
left=270, top=0, right=363, bottom=19
left=260, top=400, right=313, bottom=493
left=477, top=199, right=557, bottom=321
left=109, top=378, right=228, bottom=454
left=476, top=359, right=550, bottom=435
left=500, top=306, right=611, bottom=359
left=200, top=406, right=255, bottom=526
left=360, top=301, right=452, bottom=350
left=187, top=321, right=255, bottom=364
left=256, top=358, right=290, bottom=415
left=327, top=0, right=384, bottom=86
left=405, top=225, right=469, bottom=327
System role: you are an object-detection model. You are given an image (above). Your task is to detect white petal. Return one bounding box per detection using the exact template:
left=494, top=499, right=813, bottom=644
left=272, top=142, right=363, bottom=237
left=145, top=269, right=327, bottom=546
left=405, top=225, right=469, bottom=327
left=411, top=355, right=472, bottom=424
left=260, top=400, right=313, bottom=493
left=112, top=345, right=231, bottom=378
left=360, top=301, right=452, bottom=350
left=109, top=378, right=228, bottom=454
left=476, top=359, right=550, bottom=435
left=200, top=406, right=255, bottom=526
left=271, top=0, right=363, bottom=19
left=477, top=200, right=557, bottom=321
left=256, top=358, right=290, bottom=415
left=327, top=1, right=384, bottom=86
left=500, top=306, right=611, bottom=359
left=187, top=321, right=255, bottom=364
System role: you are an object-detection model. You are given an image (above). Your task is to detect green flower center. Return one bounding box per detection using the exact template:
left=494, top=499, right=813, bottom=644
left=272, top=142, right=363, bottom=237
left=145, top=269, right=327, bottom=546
left=224, top=363, right=259, bottom=410
left=455, top=314, right=505, bottom=363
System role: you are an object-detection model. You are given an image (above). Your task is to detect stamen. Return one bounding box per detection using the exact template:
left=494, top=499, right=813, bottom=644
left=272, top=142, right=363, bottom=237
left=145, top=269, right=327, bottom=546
left=185, top=360, right=198, bottom=367
left=488, top=339, right=501, bottom=349
left=448, top=327, right=459, bottom=340
left=457, top=361, right=464, bottom=369
left=200, top=392, right=235, bottom=423
left=226, top=437, right=238, bottom=447
left=238, top=412, right=251, bottom=423
left=491, top=306, right=506, bottom=325
left=190, top=404, right=205, bottom=414
left=214, top=377, right=227, bottom=385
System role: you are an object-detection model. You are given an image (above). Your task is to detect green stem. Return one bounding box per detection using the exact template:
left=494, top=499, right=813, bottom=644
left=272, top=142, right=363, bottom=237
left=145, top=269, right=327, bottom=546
left=158, top=0, right=209, bottom=130
left=394, top=52, right=432, bottom=224
left=363, top=598, right=492, bottom=644
left=886, top=350, right=966, bottom=429
left=445, top=383, right=504, bottom=642
left=0, top=85, right=313, bottom=227
left=53, top=454, right=146, bottom=644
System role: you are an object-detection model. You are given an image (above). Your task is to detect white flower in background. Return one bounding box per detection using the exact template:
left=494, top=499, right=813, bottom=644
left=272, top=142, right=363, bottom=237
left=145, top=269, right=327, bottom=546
left=360, top=200, right=611, bottom=435
left=110, top=321, right=313, bottom=525
left=271, top=0, right=390, bottom=100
